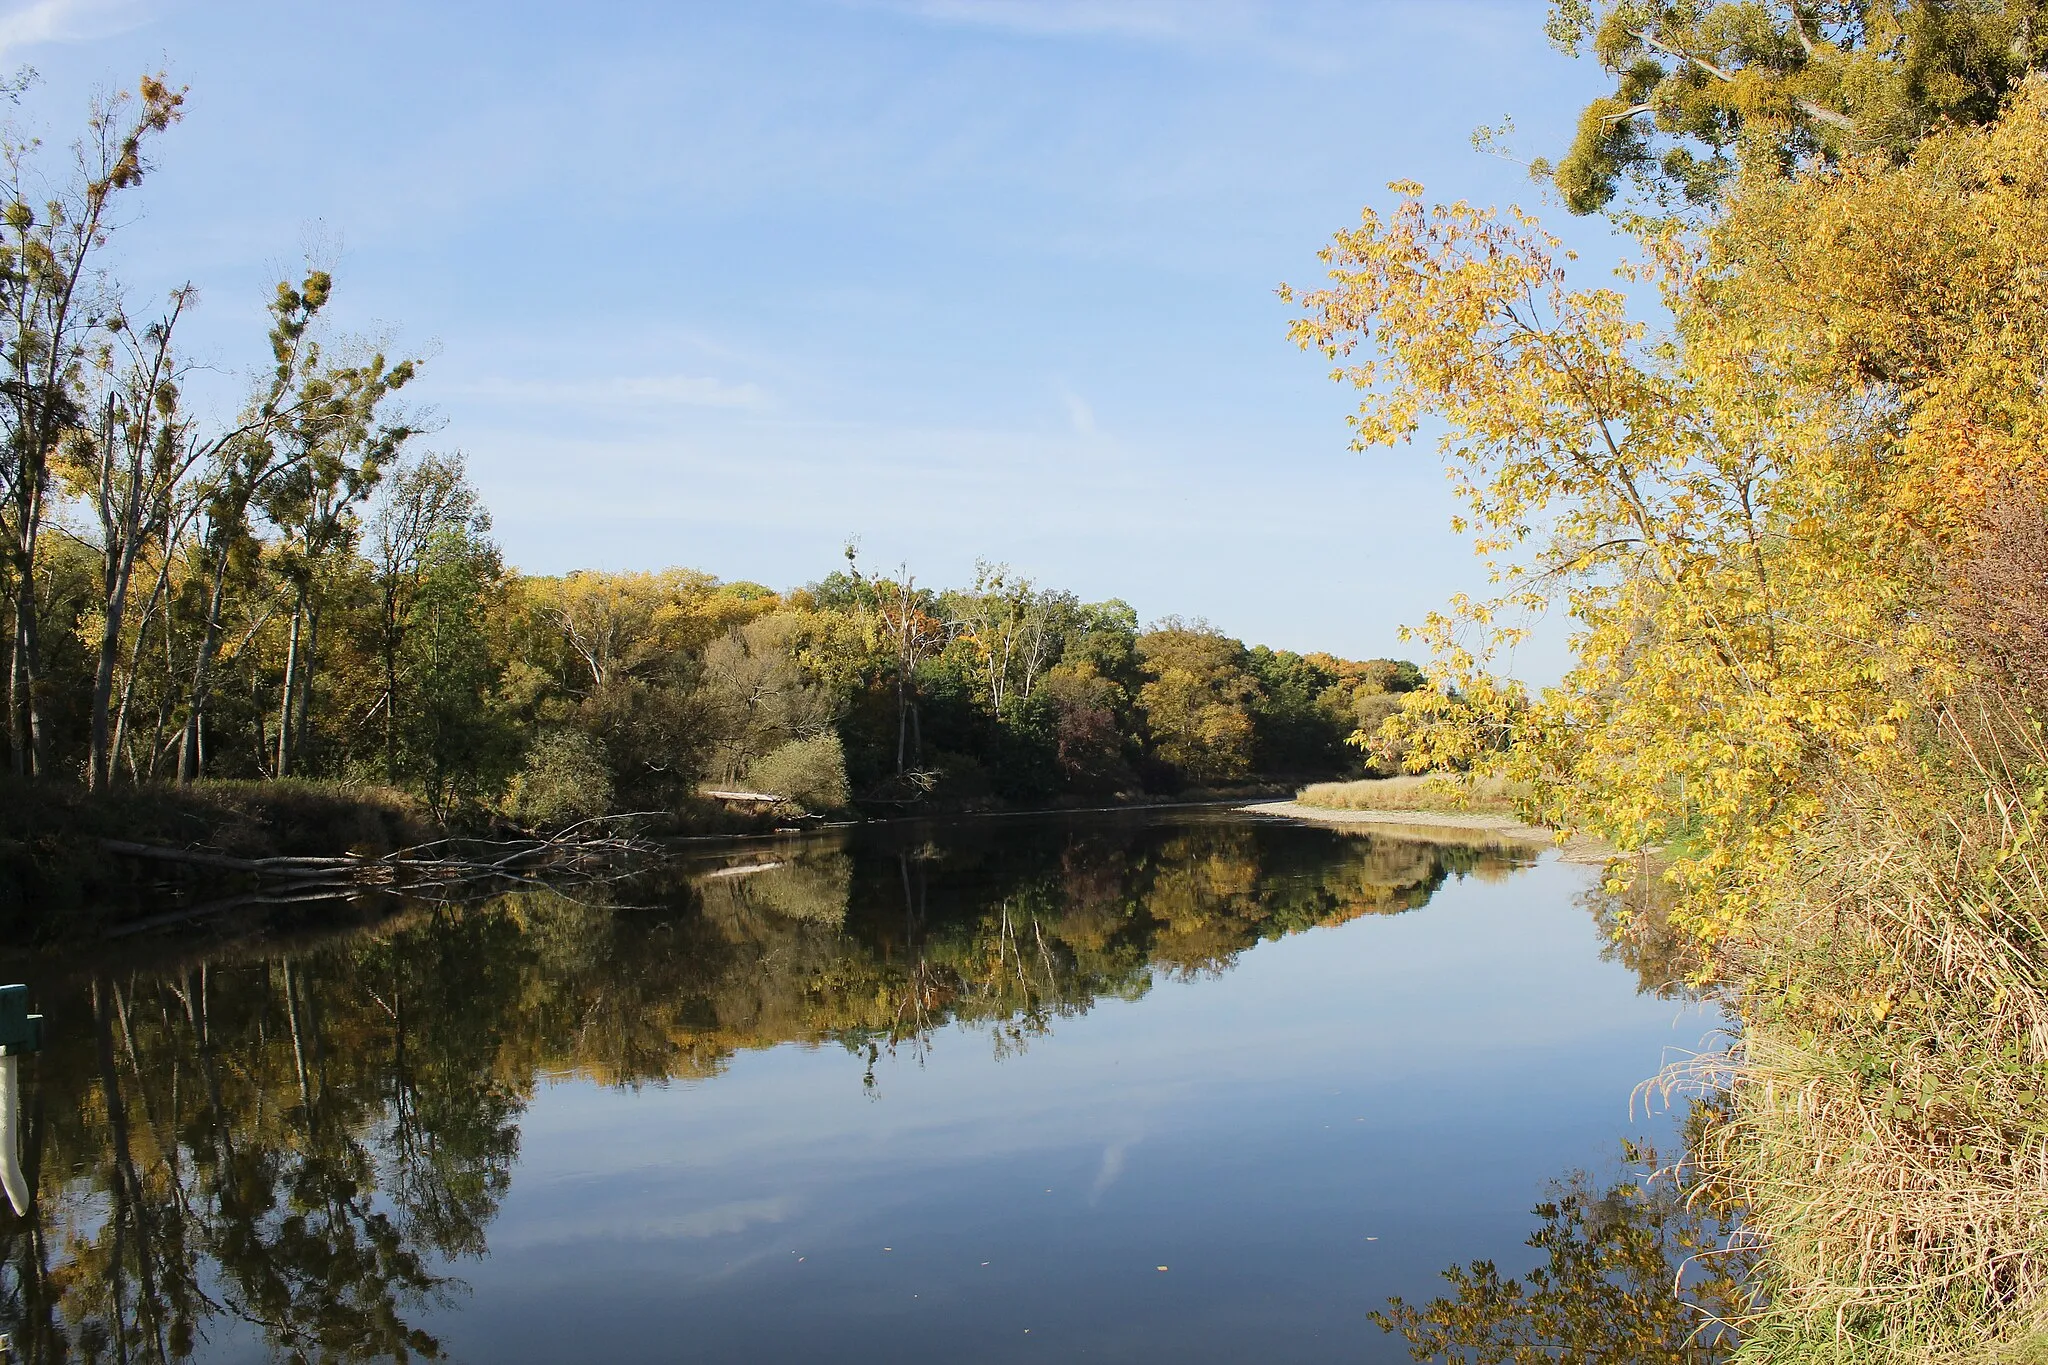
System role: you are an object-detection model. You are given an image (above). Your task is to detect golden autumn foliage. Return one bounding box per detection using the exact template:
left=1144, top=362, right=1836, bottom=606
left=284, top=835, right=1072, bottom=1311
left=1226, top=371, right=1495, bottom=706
left=510, top=568, right=778, bottom=693
left=1135, top=623, right=1260, bottom=784
left=1287, top=80, right=2048, bottom=941
left=1290, top=69, right=2048, bottom=1360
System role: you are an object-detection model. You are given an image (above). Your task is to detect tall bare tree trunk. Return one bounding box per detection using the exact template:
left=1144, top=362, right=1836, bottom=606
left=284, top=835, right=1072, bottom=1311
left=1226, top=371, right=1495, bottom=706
left=12, top=536, right=46, bottom=778
left=108, top=569, right=170, bottom=785
left=8, top=609, right=22, bottom=779
left=178, top=564, right=230, bottom=784
left=384, top=582, right=401, bottom=783
left=87, top=541, right=141, bottom=791
left=276, top=593, right=304, bottom=777
left=294, top=597, right=321, bottom=772
left=895, top=667, right=908, bottom=776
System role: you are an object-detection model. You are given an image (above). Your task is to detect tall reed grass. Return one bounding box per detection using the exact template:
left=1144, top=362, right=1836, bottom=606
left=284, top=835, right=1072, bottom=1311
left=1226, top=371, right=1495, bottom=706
left=1295, top=772, right=1528, bottom=816
left=1710, top=697, right=2048, bottom=1362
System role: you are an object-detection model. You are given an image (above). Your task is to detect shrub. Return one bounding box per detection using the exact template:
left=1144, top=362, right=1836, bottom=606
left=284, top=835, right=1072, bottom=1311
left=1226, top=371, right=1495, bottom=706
left=744, top=733, right=850, bottom=813
left=507, top=730, right=614, bottom=827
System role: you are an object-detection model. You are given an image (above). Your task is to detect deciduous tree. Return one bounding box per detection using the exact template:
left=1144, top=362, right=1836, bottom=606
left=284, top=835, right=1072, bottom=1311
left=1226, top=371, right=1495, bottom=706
left=1545, top=0, right=2048, bottom=213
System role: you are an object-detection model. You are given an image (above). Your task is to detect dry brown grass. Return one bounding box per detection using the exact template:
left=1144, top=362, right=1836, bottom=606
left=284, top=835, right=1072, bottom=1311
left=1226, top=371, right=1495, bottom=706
left=1295, top=772, right=1528, bottom=816
left=1710, top=697, right=2048, bottom=1362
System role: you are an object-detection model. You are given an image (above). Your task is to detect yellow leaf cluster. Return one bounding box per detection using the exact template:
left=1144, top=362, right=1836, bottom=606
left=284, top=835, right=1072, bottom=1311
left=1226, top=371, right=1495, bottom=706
left=1289, top=80, right=2048, bottom=939
left=509, top=568, right=778, bottom=691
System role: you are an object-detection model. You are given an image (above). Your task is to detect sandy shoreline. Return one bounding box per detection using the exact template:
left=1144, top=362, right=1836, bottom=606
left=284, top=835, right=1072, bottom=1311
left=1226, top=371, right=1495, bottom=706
left=1239, top=800, right=1614, bottom=864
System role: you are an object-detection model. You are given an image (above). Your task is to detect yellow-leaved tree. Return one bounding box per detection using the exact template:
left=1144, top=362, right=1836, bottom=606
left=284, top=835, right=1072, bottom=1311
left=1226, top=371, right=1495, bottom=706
left=1280, top=72, right=2048, bottom=938
left=1295, top=63, right=2048, bottom=1355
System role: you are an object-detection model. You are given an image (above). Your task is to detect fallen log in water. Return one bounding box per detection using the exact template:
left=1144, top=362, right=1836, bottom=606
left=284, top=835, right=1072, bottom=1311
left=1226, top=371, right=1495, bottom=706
left=699, top=859, right=787, bottom=880
left=101, top=841, right=373, bottom=873
left=97, top=814, right=671, bottom=927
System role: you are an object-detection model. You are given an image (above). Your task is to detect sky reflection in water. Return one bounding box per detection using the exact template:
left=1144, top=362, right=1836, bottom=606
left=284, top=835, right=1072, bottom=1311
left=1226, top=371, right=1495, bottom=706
left=0, top=812, right=1724, bottom=1363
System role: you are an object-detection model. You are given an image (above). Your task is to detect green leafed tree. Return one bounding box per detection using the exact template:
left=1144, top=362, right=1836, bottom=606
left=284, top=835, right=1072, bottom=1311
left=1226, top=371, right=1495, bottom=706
left=1136, top=621, right=1259, bottom=785
left=1545, top=0, right=2048, bottom=212
left=396, top=526, right=514, bottom=815
left=368, top=451, right=488, bottom=782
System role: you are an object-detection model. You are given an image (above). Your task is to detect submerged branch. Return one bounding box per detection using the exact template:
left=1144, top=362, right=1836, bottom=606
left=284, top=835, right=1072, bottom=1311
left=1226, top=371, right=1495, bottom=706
left=97, top=818, right=668, bottom=930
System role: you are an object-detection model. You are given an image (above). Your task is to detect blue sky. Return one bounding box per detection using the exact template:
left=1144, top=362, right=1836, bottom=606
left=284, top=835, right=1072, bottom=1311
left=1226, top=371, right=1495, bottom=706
left=5, top=0, right=1632, bottom=677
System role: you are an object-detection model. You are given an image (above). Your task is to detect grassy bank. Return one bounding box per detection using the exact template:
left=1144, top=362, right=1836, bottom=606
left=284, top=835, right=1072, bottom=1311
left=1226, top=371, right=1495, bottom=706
left=1294, top=773, right=1527, bottom=816
left=1702, top=717, right=2048, bottom=1363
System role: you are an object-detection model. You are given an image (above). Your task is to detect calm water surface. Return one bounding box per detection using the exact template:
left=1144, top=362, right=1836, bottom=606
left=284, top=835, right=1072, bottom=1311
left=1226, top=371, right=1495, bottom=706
left=0, top=811, right=1730, bottom=1362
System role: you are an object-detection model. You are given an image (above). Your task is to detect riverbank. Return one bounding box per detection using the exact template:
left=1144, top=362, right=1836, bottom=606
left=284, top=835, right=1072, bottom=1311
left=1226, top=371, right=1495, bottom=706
left=0, top=776, right=841, bottom=939
left=1243, top=799, right=1616, bottom=864
left=0, top=776, right=1322, bottom=941
left=0, top=778, right=439, bottom=938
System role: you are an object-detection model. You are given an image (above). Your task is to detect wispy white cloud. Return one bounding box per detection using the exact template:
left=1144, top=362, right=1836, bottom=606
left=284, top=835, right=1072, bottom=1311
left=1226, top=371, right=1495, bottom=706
left=883, top=0, right=1249, bottom=43
left=1057, top=384, right=1097, bottom=437
left=1089, top=1132, right=1141, bottom=1204
left=0, top=0, right=151, bottom=57
left=451, top=374, right=770, bottom=410
left=835, top=0, right=1503, bottom=70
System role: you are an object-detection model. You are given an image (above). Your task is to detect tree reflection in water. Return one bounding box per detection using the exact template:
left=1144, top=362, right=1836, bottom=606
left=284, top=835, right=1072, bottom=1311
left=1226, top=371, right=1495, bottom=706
left=1371, top=872, right=1752, bottom=1365
left=0, top=815, right=1549, bottom=1361
left=1373, top=1119, right=1753, bottom=1364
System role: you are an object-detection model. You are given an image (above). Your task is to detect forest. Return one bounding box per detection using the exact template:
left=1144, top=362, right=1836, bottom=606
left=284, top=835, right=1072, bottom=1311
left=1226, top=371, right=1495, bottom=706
left=0, top=78, right=1416, bottom=829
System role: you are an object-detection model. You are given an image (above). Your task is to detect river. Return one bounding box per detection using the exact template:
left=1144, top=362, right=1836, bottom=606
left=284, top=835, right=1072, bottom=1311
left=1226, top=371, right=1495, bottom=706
left=0, top=809, right=1736, bottom=1362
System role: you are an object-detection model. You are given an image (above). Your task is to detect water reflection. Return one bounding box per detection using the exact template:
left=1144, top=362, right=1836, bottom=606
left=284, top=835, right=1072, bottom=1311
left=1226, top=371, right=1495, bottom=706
left=1374, top=1116, right=1751, bottom=1363
left=0, top=814, right=1722, bottom=1362
left=1581, top=856, right=1713, bottom=1002
left=1366, top=872, right=1747, bottom=1363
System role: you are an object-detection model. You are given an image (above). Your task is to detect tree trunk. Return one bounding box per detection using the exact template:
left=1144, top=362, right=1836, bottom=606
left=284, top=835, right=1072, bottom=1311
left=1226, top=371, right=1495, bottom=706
left=12, top=552, right=45, bottom=778
left=108, top=567, right=170, bottom=785
left=382, top=576, right=406, bottom=783
left=295, top=596, right=322, bottom=771
left=895, top=669, right=908, bottom=776
left=87, top=542, right=141, bottom=791
left=143, top=604, right=179, bottom=781
left=276, top=590, right=304, bottom=777
left=4, top=459, right=49, bottom=779
left=8, top=609, right=22, bottom=779
left=179, top=565, right=230, bottom=784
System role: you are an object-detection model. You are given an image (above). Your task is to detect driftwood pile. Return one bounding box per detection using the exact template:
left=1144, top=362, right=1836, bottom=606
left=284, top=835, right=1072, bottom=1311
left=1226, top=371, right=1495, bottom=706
left=99, top=815, right=666, bottom=936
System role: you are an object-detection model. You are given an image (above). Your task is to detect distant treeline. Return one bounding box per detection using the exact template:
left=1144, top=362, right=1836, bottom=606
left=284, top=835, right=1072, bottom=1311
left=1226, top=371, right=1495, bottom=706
left=0, top=75, right=1416, bottom=821
left=42, top=473, right=1422, bottom=814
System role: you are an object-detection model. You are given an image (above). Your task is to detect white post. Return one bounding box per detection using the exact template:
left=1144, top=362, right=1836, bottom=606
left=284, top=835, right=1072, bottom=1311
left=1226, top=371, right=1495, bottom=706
left=0, top=1053, right=27, bottom=1216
